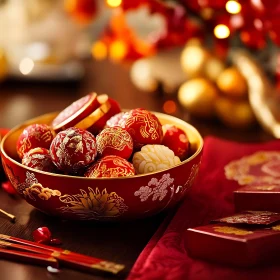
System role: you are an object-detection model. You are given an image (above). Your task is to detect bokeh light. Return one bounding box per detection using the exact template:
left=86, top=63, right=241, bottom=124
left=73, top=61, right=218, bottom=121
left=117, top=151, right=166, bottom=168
left=226, top=1, right=242, bottom=14
left=106, top=0, right=122, bottom=8
left=214, top=24, right=230, bottom=39
left=19, top=58, right=34, bottom=75
left=163, top=100, right=177, bottom=114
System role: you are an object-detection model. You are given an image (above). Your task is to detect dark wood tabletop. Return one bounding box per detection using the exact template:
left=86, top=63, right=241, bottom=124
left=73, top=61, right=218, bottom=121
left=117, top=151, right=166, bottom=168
left=0, top=59, right=275, bottom=280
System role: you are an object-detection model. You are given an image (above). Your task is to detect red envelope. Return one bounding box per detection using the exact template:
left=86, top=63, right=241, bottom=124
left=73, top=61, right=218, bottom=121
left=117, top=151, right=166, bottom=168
left=128, top=136, right=280, bottom=280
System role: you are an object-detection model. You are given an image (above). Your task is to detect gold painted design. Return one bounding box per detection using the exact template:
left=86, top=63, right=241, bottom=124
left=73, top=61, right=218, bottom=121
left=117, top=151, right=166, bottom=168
left=0, top=240, right=11, bottom=247
left=47, top=257, right=57, bottom=262
left=225, top=151, right=280, bottom=186
left=62, top=250, right=71, bottom=255
left=255, top=185, right=276, bottom=191
left=126, top=109, right=161, bottom=140
left=51, top=252, right=61, bottom=257
left=91, top=261, right=125, bottom=274
left=214, top=226, right=253, bottom=235
left=23, top=183, right=61, bottom=201
left=58, top=187, right=128, bottom=220
left=97, top=127, right=133, bottom=154
left=89, top=157, right=134, bottom=178
left=272, top=225, right=280, bottom=231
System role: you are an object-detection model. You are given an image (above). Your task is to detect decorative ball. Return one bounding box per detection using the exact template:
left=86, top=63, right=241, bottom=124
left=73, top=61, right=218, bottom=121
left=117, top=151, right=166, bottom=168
left=123, top=108, right=163, bottom=150
left=22, top=147, right=57, bottom=173
left=162, top=124, right=189, bottom=160
left=85, top=155, right=135, bottom=178
left=132, top=145, right=181, bottom=175
left=51, top=93, right=99, bottom=132
left=204, top=56, right=225, bottom=82
left=17, top=124, right=56, bottom=159
left=215, top=97, right=256, bottom=128
left=96, top=127, right=133, bottom=160
left=106, top=112, right=127, bottom=128
left=50, top=127, right=97, bottom=174
left=217, top=67, right=248, bottom=99
left=0, top=48, right=8, bottom=82
left=180, top=44, right=211, bottom=79
left=178, top=78, right=218, bottom=118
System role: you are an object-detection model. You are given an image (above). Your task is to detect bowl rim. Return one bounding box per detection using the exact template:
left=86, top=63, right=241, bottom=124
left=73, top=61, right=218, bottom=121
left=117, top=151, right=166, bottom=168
left=0, top=111, right=203, bottom=180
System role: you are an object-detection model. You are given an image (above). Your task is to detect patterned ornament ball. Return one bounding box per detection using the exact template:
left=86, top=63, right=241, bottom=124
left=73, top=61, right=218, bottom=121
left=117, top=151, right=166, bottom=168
left=123, top=108, right=163, bottom=150
left=22, top=147, right=57, bottom=173
left=132, top=145, right=181, bottom=175
left=162, top=124, right=189, bottom=161
left=50, top=127, right=97, bottom=174
left=106, top=112, right=127, bottom=128
left=85, top=155, right=135, bottom=178
left=96, top=127, right=133, bottom=160
left=16, top=124, right=56, bottom=159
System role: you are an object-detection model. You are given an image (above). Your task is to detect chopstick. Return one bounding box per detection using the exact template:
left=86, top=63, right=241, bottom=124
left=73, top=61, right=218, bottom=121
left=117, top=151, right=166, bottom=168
left=0, top=209, right=16, bottom=222
left=0, top=234, right=125, bottom=275
left=0, top=246, right=58, bottom=268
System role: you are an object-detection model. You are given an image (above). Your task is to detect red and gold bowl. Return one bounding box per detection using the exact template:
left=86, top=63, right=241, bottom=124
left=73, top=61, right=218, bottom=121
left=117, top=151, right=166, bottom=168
left=0, top=112, right=203, bottom=221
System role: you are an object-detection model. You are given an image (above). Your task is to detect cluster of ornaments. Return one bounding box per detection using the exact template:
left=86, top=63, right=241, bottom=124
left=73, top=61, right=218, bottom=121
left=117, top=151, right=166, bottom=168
left=178, top=40, right=256, bottom=129
left=16, top=93, right=190, bottom=178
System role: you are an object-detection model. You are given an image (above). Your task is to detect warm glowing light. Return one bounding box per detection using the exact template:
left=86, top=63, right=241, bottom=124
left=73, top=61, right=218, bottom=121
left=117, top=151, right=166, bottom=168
left=214, top=24, right=230, bottom=39
left=163, top=100, right=177, bottom=114
left=109, top=40, right=127, bottom=61
left=91, top=41, right=107, bottom=60
left=19, top=58, right=34, bottom=75
left=106, top=0, right=122, bottom=8
left=226, top=1, right=242, bottom=14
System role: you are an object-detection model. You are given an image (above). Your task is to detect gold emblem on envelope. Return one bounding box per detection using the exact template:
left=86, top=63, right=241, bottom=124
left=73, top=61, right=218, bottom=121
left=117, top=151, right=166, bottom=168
left=225, top=151, right=280, bottom=186
left=59, top=187, right=128, bottom=220
left=214, top=226, right=253, bottom=235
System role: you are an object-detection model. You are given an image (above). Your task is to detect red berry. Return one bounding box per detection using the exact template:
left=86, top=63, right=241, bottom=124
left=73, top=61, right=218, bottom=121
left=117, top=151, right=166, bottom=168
left=16, top=124, right=55, bottom=159
left=50, top=127, right=97, bottom=174
left=85, top=155, right=135, bottom=178
left=96, top=127, right=133, bottom=159
left=32, top=227, right=52, bottom=244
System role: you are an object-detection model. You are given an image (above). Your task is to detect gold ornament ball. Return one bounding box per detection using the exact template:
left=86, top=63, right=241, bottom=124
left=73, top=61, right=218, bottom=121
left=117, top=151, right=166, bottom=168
left=217, top=67, right=248, bottom=99
left=178, top=78, right=218, bottom=118
left=180, top=44, right=211, bottom=79
left=215, top=97, right=256, bottom=128
left=0, top=49, right=8, bottom=82
left=204, top=56, right=225, bottom=82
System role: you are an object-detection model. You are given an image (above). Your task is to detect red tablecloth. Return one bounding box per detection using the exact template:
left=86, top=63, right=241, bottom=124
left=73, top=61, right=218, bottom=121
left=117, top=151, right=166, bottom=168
left=128, top=136, right=280, bottom=280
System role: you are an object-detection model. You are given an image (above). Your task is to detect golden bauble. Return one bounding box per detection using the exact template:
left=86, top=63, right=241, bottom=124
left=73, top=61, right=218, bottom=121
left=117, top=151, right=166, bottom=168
left=217, top=67, right=248, bottom=99
left=181, top=44, right=211, bottom=79
left=0, top=49, right=8, bottom=82
left=204, top=56, right=225, bottom=82
left=178, top=78, right=218, bottom=118
left=215, top=97, right=256, bottom=128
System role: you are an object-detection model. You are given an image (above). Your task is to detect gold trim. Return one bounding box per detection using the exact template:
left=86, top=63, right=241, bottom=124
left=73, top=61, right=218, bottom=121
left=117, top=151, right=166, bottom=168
left=47, top=257, right=57, bottom=262
left=62, top=250, right=71, bottom=255
left=214, top=226, right=253, bottom=235
left=272, top=225, right=280, bottom=231
left=0, top=234, right=10, bottom=240
left=75, top=101, right=111, bottom=130
left=51, top=252, right=61, bottom=257
left=91, top=261, right=125, bottom=274
left=52, top=92, right=98, bottom=131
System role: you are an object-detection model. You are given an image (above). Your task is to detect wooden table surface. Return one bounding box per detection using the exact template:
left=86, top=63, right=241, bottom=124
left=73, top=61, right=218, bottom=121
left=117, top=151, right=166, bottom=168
left=0, top=59, right=275, bottom=280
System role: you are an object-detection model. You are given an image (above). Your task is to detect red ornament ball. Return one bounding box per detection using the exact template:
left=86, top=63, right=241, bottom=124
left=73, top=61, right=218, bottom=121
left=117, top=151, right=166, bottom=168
left=85, top=155, right=135, bottom=178
left=162, top=124, right=189, bottom=161
left=22, top=147, right=57, bottom=173
left=96, top=127, right=133, bottom=159
left=50, top=127, right=97, bottom=174
left=123, top=108, right=163, bottom=150
left=106, top=112, right=127, bottom=128
left=16, top=124, right=55, bottom=159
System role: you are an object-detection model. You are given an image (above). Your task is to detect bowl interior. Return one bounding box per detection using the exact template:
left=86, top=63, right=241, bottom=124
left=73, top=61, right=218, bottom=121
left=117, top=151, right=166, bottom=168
left=1, top=111, right=203, bottom=177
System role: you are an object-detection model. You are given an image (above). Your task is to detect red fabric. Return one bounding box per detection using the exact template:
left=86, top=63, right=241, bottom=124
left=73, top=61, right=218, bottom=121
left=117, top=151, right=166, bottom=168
left=128, top=136, right=280, bottom=280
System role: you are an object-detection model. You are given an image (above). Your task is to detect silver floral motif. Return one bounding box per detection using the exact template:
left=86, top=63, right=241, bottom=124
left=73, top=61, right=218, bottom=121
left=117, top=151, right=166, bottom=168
left=134, top=173, right=174, bottom=202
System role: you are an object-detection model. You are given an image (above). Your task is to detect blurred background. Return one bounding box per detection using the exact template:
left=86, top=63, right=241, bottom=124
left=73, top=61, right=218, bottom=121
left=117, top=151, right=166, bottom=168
left=0, top=0, right=280, bottom=140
